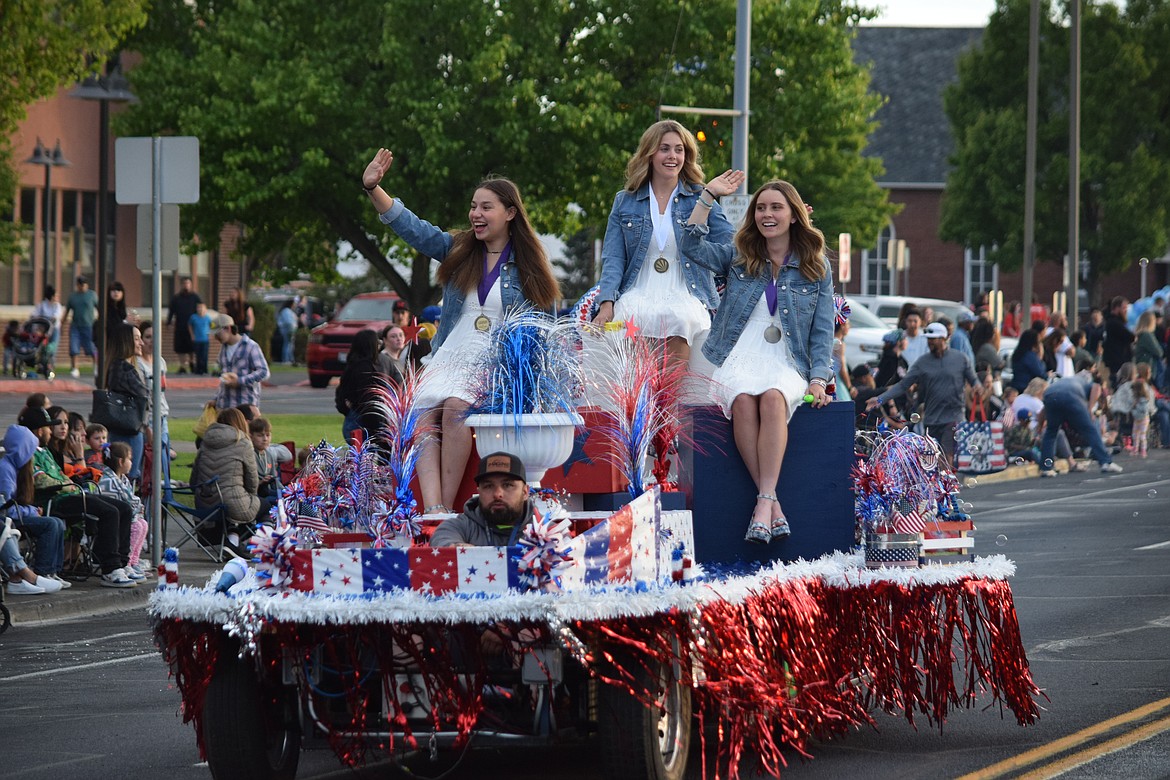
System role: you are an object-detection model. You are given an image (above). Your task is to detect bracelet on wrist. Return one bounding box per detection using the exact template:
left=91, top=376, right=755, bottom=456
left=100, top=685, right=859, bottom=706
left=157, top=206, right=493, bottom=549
left=363, top=183, right=377, bottom=193
left=809, top=378, right=827, bottom=388
left=702, top=187, right=717, bottom=200
left=697, top=198, right=715, bottom=209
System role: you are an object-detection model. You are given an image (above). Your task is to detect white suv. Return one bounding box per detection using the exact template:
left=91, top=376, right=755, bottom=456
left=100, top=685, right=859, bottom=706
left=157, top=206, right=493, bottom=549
left=850, top=295, right=973, bottom=328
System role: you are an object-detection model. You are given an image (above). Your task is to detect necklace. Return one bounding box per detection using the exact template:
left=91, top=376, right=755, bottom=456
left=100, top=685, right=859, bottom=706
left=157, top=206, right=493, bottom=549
left=486, top=248, right=503, bottom=255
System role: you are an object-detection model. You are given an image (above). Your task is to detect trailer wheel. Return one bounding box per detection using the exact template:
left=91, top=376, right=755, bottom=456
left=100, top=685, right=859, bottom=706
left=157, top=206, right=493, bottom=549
left=0, top=602, right=10, bottom=634
left=204, top=652, right=301, bottom=780
left=598, top=654, right=692, bottom=780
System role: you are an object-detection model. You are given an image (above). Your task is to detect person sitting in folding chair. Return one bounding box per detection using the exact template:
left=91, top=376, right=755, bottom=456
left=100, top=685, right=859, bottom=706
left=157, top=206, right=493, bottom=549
left=0, top=424, right=68, bottom=589
left=19, top=407, right=138, bottom=588
left=191, top=408, right=259, bottom=557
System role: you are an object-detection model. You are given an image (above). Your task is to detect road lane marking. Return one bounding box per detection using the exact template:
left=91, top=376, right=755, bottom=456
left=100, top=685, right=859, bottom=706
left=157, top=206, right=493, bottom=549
left=1015, top=713, right=1170, bottom=779
left=972, top=479, right=1170, bottom=518
left=0, top=652, right=158, bottom=683
left=1029, top=614, right=1170, bottom=655
left=956, top=696, right=1170, bottom=779
left=1135, top=540, right=1170, bottom=550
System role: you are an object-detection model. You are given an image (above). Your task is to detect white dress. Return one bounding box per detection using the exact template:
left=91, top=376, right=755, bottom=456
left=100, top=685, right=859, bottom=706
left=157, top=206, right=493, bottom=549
left=416, top=279, right=504, bottom=407
left=710, top=290, right=807, bottom=420
left=613, top=224, right=710, bottom=343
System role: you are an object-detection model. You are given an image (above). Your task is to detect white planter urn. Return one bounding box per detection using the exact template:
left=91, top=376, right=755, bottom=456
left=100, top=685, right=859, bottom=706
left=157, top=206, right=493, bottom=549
left=465, top=412, right=584, bottom=484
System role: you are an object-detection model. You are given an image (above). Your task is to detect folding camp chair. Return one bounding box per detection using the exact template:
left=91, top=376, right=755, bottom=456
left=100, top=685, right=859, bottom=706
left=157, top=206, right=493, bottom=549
left=279, top=440, right=297, bottom=486
left=43, top=485, right=102, bottom=581
left=159, top=476, right=235, bottom=562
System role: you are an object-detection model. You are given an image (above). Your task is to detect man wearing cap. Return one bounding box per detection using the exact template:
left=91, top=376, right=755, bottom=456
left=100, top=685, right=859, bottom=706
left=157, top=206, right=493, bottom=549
left=430, top=452, right=535, bottom=547
left=950, top=310, right=977, bottom=369
left=63, top=276, right=99, bottom=378
left=213, top=313, right=270, bottom=411
left=867, top=322, right=980, bottom=465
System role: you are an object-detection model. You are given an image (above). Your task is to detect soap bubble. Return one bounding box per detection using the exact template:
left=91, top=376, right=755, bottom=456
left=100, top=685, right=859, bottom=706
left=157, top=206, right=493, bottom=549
left=961, top=501, right=974, bottom=512
left=1148, top=489, right=1158, bottom=498
left=1139, top=256, right=1150, bottom=267
left=1043, top=459, right=1054, bottom=469
left=995, top=534, right=1008, bottom=546
left=1133, top=511, right=1141, bottom=517
left=1013, top=457, right=1026, bottom=466
left=909, top=413, right=921, bottom=424
left=965, top=478, right=979, bottom=488
left=969, top=444, right=981, bottom=453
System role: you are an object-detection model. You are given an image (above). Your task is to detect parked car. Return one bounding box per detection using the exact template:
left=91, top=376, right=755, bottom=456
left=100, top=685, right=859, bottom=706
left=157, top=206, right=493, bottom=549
left=306, top=291, right=399, bottom=388
left=850, top=294, right=973, bottom=328
left=842, top=297, right=892, bottom=370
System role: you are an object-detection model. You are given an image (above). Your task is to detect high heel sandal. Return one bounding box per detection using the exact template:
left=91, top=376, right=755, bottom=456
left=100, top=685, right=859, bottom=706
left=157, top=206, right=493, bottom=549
left=764, top=494, right=791, bottom=539
left=744, top=494, right=774, bottom=544
left=423, top=504, right=451, bottom=515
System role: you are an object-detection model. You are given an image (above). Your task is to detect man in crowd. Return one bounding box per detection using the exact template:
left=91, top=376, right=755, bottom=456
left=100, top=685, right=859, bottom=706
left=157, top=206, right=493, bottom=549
left=213, top=314, right=270, bottom=411
left=950, top=309, right=977, bottom=369
left=1101, top=296, right=1135, bottom=386
left=901, top=309, right=928, bottom=366
left=166, top=276, right=202, bottom=374
left=867, top=322, right=980, bottom=466
left=430, top=452, right=535, bottom=547
left=62, top=276, right=99, bottom=378
left=1040, top=361, right=1123, bottom=476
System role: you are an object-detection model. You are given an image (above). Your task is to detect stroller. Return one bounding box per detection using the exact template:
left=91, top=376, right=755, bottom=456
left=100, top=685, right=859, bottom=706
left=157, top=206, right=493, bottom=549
left=11, top=316, right=55, bottom=379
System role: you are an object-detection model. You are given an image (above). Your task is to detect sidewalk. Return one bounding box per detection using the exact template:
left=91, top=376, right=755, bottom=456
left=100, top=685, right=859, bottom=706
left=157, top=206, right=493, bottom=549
left=3, top=554, right=224, bottom=627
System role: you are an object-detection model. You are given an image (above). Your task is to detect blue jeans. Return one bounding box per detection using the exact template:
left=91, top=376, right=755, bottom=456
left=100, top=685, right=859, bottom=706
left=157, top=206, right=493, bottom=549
left=280, top=328, right=296, bottom=364
left=12, top=513, right=65, bottom=576
left=109, top=430, right=144, bottom=481
left=1154, top=398, right=1170, bottom=447
left=193, top=341, right=209, bottom=374
left=1, top=535, right=29, bottom=575
left=1042, top=395, right=1112, bottom=466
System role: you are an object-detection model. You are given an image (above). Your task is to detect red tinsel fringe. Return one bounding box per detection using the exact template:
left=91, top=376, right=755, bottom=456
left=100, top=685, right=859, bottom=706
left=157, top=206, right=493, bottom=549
left=153, top=574, right=1041, bottom=777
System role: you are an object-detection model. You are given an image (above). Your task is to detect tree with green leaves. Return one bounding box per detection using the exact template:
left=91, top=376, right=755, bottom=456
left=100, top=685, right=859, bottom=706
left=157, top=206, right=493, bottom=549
left=941, top=0, right=1170, bottom=301
left=0, top=0, right=148, bottom=260
left=121, top=0, right=893, bottom=309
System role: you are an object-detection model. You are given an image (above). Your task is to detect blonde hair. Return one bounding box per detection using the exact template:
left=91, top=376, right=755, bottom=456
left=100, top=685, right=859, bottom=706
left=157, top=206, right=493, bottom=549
left=733, top=181, right=827, bottom=281
left=623, top=120, right=704, bottom=193
left=1024, top=377, right=1048, bottom=397
left=1135, top=310, right=1157, bottom=334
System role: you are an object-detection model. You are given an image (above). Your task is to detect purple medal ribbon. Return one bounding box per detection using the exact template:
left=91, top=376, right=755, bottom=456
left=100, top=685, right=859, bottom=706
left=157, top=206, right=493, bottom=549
left=479, top=242, right=510, bottom=306
left=765, top=274, right=778, bottom=316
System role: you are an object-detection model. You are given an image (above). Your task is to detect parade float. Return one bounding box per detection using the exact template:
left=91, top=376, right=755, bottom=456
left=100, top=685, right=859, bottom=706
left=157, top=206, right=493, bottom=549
left=149, top=309, right=1041, bottom=780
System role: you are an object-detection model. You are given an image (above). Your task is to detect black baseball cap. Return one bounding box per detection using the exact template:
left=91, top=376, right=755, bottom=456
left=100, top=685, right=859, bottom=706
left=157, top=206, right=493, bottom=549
left=19, top=407, right=53, bottom=430
left=392, top=299, right=409, bottom=312
left=475, top=452, right=526, bottom=483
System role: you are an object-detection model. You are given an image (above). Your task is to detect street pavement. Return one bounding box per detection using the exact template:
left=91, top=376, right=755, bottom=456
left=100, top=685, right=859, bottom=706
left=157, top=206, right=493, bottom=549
left=3, top=375, right=1168, bottom=779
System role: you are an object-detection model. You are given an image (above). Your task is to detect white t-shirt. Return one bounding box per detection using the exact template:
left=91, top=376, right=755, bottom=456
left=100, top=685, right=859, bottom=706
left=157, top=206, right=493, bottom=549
left=902, top=332, right=928, bottom=366
left=1011, top=394, right=1045, bottom=430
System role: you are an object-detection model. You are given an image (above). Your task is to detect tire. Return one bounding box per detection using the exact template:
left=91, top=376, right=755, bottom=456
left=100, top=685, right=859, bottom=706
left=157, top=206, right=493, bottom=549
left=597, top=654, right=692, bottom=780
left=203, top=651, right=301, bottom=780
left=308, top=372, right=331, bottom=388
left=0, top=602, right=10, bottom=634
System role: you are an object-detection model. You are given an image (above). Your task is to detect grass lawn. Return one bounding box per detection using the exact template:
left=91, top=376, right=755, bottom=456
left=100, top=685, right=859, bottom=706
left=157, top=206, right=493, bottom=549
left=168, top=413, right=340, bottom=476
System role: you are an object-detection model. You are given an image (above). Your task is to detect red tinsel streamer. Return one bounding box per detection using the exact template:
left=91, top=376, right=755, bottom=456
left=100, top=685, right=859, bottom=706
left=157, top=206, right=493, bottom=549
left=153, top=574, right=1041, bottom=777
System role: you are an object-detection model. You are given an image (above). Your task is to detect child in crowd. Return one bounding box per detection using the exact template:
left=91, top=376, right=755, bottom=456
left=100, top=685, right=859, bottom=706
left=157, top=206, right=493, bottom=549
left=250, top=417, right=291, bottom=497
left=97, top=441, right=149, bottom=578
left=85, top=423, right=108, bottom=469
left=1130, top=376, right=1153, bottom=458
left=3, top=319, right=19, bottom=374
left=188, top=301, right=212, bottom=375
left=25, top=392, right=50, bottom=411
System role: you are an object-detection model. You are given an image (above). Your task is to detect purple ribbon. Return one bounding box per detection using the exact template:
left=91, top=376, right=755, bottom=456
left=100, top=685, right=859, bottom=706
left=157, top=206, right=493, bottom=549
left=479, top=243, right=511, bottom=306
left=765, top=275, right=778, bottom=316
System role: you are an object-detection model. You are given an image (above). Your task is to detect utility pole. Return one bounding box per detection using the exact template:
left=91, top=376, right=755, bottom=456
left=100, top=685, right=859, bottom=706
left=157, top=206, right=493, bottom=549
left=1068, top=0, right=1082, bottom=325
left=1022, top=0, right=1039, bottom=327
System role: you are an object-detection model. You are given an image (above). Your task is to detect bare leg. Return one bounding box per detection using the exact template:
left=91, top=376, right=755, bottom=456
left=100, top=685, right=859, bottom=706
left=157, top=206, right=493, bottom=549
left=416, top=408, right=443, bottom=511
left=666, top=336, right=691, bottom=371
left=731, top=394, right=772, bottom=528
left=440, top=397, right=473, bottom=509
left=757, top=390, right=790, bottom=522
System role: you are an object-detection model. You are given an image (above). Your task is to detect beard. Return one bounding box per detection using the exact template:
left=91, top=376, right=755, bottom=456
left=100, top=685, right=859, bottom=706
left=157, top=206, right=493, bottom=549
left=484, top=500, right=525, bottom=526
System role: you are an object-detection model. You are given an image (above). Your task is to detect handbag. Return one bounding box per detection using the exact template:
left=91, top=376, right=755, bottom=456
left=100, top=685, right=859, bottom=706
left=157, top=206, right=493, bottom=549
left=954, top=404, right=1007, bottom=474
left=91, top=389, right=147, bottom=435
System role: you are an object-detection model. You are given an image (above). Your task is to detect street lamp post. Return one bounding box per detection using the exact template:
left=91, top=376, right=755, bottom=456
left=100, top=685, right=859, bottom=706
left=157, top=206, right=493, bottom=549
left=24, top=139, right=71, bottom=294
left=70, top=63, right=137, bottom=385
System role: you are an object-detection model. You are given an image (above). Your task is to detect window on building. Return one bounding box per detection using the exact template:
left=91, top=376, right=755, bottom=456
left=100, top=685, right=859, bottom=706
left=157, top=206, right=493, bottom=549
left=861, top=224, right=894, bottom=296
left=964, top=245, right=997, bottom=308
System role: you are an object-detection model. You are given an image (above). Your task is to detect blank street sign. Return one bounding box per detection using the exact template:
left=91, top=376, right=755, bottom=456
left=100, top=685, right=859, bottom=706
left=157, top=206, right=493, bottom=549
left=136, top=204, right=180, bottom=271
left=115, top=137, right=200, bottom=204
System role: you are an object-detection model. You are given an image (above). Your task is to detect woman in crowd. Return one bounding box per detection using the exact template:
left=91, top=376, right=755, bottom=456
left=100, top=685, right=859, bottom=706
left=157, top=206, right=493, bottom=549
left=681, top=173, right=834, bottom=544
left=1133, top=311, right=1164, bottom=389
left=21, top=406, right=137, bottom=587
left=222, top=288, right=255, bottom=337
left=191, top=408, right=259, bottom=554
left=1010, top=329, right=1047, bottom=393
left=105, top=281, right=133, bottom=341
left=1001, top=300, right=1022, bottom=338
left=137, top=321, right=176, bottom=473
left=104, top=322, right=149, bottom=480
left=361, top=146, right=560, bottom=514
left=971, top=317, right=1005, bottom=383
left=377, top=324, right=408, bottom=382
left=335, top=329, right=387, bottom=444
left=0, top=424, right=68, bottom=590
left=592, top=120, right=735, bottom=367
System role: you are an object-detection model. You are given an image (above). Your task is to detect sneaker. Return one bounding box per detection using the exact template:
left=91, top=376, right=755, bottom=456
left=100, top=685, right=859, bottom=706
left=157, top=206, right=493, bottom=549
left=50, top=574, right=72, bottom=589
left=1039, top=469, right=1058, bottom=478
left=100, top=568, right=137, bottom=588
left=34, top=575, right=63, bottom=593
left=125, top=567, right=146, bottom=581
left=7, top=579, right=46, bottom=595
left=1100, top=462, right=1124, bottom=474
left=70, top=367, right=80, bottom=378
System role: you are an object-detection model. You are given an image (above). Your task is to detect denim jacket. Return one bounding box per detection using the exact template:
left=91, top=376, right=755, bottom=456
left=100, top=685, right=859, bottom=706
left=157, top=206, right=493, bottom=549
left=596, top=182, right=734, bottom=309
left=679, top=223, right=835, bottom=381
left=380, top=199, right=545, bottom=351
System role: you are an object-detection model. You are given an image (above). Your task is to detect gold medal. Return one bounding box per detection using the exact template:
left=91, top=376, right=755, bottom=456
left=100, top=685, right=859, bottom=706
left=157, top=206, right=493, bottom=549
left=764, top=325, right=782, bottom=343
left=653, top=256, right=669, bottom=273
left=474, top=315, right=491, bottom=332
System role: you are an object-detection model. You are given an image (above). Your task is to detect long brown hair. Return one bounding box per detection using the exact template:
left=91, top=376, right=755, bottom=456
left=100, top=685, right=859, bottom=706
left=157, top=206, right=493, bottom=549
left=16, top=459, right=34, bottom=505
left=623, top=120, right=704, bottom=193
left=103, top=322, right=139, bottom=388
left=216, top=408, right=249, bottom=438
left=436, top=177, right=559, bottom=310
left=733, top=181, right=827, bottom=281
